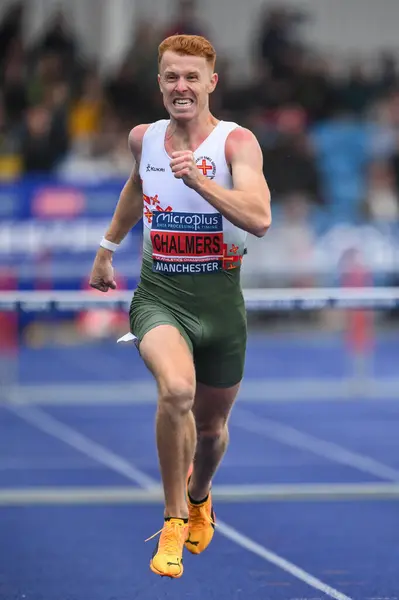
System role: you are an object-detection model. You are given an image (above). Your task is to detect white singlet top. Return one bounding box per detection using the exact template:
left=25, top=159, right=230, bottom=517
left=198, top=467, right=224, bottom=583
left=139, top=119, right=247, bottom=276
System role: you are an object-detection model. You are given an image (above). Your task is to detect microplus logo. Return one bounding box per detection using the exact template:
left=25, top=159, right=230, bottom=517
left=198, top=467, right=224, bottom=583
left=146, top=163, right=165, bottom=172
left=152, top=211, right=222, bottom=232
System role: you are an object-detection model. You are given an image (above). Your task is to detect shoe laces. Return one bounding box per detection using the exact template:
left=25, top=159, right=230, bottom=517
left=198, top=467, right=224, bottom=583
left=189, top=502, right=215, bottom=531
left=145, top=519, right=186, bottom=554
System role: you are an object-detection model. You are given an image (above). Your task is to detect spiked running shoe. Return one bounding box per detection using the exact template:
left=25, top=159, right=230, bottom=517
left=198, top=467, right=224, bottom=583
left=185, top=473, right=216, bottom=555
left=147, top=518, right=189, bottom=578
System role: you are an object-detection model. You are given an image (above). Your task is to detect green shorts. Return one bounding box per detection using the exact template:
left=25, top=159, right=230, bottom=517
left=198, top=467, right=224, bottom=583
left=129, top=257, right=247, bottom=388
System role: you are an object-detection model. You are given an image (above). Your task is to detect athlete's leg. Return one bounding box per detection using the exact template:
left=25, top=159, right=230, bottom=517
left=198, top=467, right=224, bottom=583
left=189, top=382, right=240, bottom=501
left=184, top=381, right=240, bottom=555
left=139, top=324, right=196, bottom=519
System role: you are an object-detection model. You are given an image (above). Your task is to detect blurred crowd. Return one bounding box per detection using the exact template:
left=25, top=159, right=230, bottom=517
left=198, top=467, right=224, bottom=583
left=1, top=0, right=399, bottom=229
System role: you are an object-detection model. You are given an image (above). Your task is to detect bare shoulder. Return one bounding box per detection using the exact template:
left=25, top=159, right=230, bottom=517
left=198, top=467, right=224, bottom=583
left=128, top=124, right=151, bottom=159
left=225, top=127, right=262, bottom=164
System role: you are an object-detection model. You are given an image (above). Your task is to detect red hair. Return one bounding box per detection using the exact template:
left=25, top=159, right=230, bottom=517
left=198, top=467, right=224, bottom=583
left=158, top=35, right=216, bottom=69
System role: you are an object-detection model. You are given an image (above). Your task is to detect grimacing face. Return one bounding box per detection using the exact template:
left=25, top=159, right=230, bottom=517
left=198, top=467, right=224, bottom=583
left=158, top=51, right=218, bottom=121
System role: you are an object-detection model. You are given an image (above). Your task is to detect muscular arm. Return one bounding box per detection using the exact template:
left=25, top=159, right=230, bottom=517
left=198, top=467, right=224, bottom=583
left=101, top=125, right=148, bottom=249
left=102, top=163, right=142, bottom=246
left=194, top=128, right=271, bottom=237
left=89, top=124, right=148, bottom=291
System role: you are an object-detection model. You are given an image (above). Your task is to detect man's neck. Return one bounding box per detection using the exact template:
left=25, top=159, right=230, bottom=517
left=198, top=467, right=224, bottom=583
left=167, top=112, right=219, bottom=151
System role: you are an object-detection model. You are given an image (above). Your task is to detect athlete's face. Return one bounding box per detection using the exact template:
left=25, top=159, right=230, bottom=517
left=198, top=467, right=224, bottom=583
left=158, top=51, right=218, bottom=121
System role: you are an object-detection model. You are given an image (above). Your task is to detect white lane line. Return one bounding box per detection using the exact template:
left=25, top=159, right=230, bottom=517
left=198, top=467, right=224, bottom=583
left=217, top=521, right=352, bottom=600
left=9, top=377, right=399, bottom=404
left=233, top=408, right=399, bottom=482
left=8, top=404, right=155, bottom=489
left=9, top=404, right=353, bottom=600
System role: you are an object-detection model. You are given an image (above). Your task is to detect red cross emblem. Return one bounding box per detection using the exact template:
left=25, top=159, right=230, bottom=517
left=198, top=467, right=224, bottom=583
left=197, top=159, right=213, bottom=176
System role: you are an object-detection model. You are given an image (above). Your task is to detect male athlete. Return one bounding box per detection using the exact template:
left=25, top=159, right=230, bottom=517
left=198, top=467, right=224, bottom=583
left=89, top=34, right=271, bottom=579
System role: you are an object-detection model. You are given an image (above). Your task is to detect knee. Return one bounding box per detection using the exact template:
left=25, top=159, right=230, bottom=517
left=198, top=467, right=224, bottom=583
left=196, top=419, right=228, bottom=440
left=159, top=378, right=195, bottom=418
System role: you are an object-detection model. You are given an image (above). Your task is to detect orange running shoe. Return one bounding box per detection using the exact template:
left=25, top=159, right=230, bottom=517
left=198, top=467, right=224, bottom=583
left=147, top=518, right=189, bottom=578
left=185, top=468, right=216, bottom=555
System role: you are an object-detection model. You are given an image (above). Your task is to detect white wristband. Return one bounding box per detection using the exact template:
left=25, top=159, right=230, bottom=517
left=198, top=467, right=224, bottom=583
left=100, top=237, right=119, bottom=252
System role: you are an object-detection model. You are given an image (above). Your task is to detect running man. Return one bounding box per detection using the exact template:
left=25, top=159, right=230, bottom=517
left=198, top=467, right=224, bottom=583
left=89, top=34, right=271, bottom=579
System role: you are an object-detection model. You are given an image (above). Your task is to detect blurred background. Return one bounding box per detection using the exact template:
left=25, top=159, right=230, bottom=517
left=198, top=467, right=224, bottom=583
left=0, top=7, right=399, bottom=600
left=1, top=0, right=399, bottom=343
left=2, top=5, right=399, bottom=597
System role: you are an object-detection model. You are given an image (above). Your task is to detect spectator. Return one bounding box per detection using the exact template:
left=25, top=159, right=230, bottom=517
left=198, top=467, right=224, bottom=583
left=0, top=2, right=23, bottom=72
left=163, top=0, right=208, bottom=38
left=364, top=160, right=399, bottom=224
left=256, top=6, right=306, bottom=79
left=262, top=105, right=323, bottom=205
left=33, top=9, right=76, bottom=64
left=69, top=68, right=104, bottom=146
left=292, top=53, right=337, bottom=123
left=20, top=104, right=68, bottom=174
left=2, top=54, right=27, bottom=127
left=105, top=60, right=145, bottom=123
left=337, top=61, right=377, bottom=117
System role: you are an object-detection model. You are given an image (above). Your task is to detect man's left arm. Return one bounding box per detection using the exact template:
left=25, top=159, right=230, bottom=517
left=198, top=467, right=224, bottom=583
left=171, top=128, right=271, bottom=237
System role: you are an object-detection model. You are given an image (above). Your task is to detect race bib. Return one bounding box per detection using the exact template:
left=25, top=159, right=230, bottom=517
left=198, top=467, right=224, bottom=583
left=151, top=211, right=223, bottom=275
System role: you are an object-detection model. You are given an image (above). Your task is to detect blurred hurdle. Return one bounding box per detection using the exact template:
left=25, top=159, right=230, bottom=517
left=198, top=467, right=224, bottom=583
left=0, top=286, right=399, bottom=405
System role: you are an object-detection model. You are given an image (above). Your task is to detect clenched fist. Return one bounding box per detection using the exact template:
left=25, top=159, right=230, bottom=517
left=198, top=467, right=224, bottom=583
left=170, top=151, right=205, bottom=189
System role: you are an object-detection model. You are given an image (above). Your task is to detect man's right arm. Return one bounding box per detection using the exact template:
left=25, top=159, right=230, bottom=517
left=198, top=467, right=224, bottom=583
left=89, top=124, right=149, bottom=292
left=102, top=124, right=149, bottom=245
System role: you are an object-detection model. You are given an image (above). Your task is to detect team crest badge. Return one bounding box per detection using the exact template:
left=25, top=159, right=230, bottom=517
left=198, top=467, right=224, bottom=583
left=196, top=156, right=216, bottom=179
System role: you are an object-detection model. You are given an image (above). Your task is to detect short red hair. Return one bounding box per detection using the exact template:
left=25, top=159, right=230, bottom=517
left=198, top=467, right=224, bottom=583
left=158, top=35, right=216, bottom=69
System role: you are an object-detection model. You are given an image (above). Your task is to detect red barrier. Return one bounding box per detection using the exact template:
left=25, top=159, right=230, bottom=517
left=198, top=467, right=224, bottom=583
left=0, top=268, right=18, bottom=353
left=341, top=249, right=373, bottom=355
